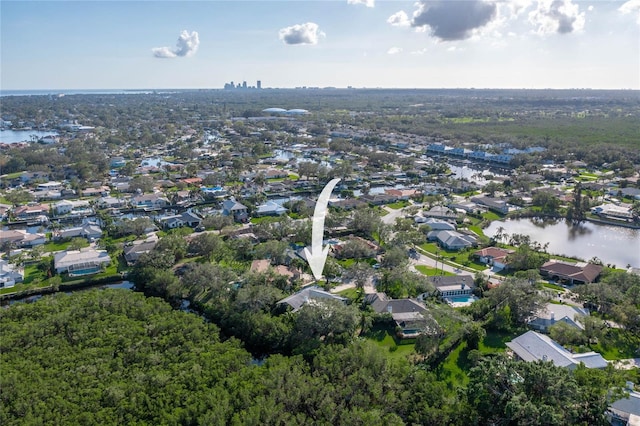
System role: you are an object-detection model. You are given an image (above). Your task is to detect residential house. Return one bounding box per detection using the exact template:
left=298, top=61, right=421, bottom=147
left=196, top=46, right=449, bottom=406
left=265, top=169, right=289, bottom=179
left=449, top=200, right=484, bottom=215
left=131, top=193, right=169, bottom=209
left=110, top=157, right=126, bottom=168
left=366, top=292, right=440, bottom=339
left=158, top=211, right=202, bottom=229
left=13, top=203, right=50, bottom=220
left=619, top=187, right=640, bottom=200
left=0, top=230, right=46, bottom=248
left=277, top=286, right=348, bottom=312
left=0, top=203, right=11, bottom=220
left=473, top=247, right=515, bottom=271
left=428, top=230, right=477, bottom=250
left=427, top=275, right=474, bottom=298
left=222, top=198, right=249, bottom=222
left=255, top=201, right=288, bottom=217
left=31, top=189, right=62, bottom=201
left=19, top=171, right=49, bottom=184
left=0, top=260, right=23, bottom=288
left=414, top=217, right=456, bottom=230
left=385, top=188, right=418, bottom=200
left=123, top=238, right=158, bottom=265
left=360, top=193, right=398, bottom=206
left=55, top=224, right=103, bottom=241
left=53, top=248, right=111, bottom=276
left=591, top=204, right=634, bottom=221
left=180, top=177, right=203, bottom=186
left=422, top=205, right=458, bottom=221
left=97, top=196, right=127, bottom=210
left=37, top=181, right=64, bottom=191
left=471, top=196, right=509, bottom=214
left=506, top=330, right=608, bottom=370
left=607, top=387, right=640, bottom=426
left=250, top=259, right=303, bottom=281
left=54, top=199, right=91, bottom=215
left=540, top=260, right=603, bottom=285
left=81, top=186, right=110, bottom=197
left=528, top=302, right=589, bottom=333
left=201, top=186, right=228, bottom=199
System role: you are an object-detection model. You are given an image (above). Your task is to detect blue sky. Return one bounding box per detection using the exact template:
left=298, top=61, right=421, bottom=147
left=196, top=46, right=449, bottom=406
left=1, top=0, right=639, bottom=90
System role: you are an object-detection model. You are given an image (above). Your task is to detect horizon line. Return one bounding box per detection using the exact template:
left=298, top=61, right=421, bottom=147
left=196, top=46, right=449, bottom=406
left=2, top=87, right=639, bottom=93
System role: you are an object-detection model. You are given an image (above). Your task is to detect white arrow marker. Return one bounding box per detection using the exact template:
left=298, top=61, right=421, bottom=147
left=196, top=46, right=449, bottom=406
left=304, top=178, right=341, bottom=281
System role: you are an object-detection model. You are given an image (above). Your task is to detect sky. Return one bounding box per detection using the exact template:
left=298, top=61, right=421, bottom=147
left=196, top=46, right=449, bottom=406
left=1, top=0, right=639, bottom=90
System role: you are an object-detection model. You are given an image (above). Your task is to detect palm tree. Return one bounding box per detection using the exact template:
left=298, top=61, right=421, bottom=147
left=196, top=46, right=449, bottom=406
left=494, top=226, right=506, bottom=245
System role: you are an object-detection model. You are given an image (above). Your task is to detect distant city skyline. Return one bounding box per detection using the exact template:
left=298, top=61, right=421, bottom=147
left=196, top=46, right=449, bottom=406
left=1, top=1, right=639, bottom=90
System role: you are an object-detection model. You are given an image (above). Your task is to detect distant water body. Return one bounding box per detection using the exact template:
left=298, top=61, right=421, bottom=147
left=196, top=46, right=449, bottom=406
left=0, top=89, right=161, bottom=97
left=0, top=130, right=59, bottom=144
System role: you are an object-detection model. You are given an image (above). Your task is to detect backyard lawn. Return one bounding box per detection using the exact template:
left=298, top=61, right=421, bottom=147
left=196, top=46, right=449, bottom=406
left=436, top=329, right=521, bottom=388
left=590, top=328, right=640, bottom=360
left=363, top=324, right=416, bottom=362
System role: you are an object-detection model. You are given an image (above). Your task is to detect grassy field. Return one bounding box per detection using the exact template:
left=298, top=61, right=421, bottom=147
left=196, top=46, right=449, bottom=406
left=363, top=324, right=416, bottom=362
left=481, top=211, right=503, bottom=221
left=387, top=200, right=410, bottom=210
left=542, top=282, right=565, bottom=292
left=590, top=329, right=640, bottom=360
left=436, top=329, right=521, bottom=388
left=418, top=243, right=487, bottom=272
left=415, top=265, right=454, bottom=276
left=250, top=216, right=282, bottom=225
left=337, top=287, right=361, bottom=302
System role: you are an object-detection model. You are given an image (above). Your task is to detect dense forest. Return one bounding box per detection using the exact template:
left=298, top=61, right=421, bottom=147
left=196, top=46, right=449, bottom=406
left=0, top=290, right=634, bottom=425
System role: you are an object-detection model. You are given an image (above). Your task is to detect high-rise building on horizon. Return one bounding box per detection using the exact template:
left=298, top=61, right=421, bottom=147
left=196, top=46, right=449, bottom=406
left=223, top=79, right=262, bottom=90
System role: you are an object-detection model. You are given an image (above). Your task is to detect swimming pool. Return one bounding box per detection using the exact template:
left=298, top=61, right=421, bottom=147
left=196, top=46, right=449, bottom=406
left=445, top=295, right=478, bottom=306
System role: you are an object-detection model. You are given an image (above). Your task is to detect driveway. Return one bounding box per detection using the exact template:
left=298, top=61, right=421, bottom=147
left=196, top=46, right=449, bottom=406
left=381, top=206, right=406, bottom=225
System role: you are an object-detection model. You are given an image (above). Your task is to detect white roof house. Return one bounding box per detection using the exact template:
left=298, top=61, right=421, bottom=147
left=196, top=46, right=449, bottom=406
left=0, top=260, right=23, bottom=288
left=277, top=286, right=347, bottom=312
left=528, top=303, right=589, bottom=332
left=54, top=248, right=111, bottom=276
left=506, top=330, right=608, bottom=370
left=428, top=230, right=477, bottom=250
left=54, top=199, right=91, bottom=215
left=414, top=217, right=456, bottom=230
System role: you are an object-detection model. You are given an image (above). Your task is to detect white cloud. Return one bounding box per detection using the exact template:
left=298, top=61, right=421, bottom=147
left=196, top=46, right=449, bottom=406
left=387, top=47, right=403, bottom=55
left=279, top=22, right=324, bottom=45
left=528, top=0, right=585, bottom=35
left=499, top=0, right=534, bottom=19
left=152, top=30, right=199, bottom=58
left=387, top=10, right=410, bottom=27
left=410, top=48, right=428, bottom=55
left=410, top=0, right=498, bottom=41
left=619, top=0, right=640, bottom=24
left=347, top=0, right=375, bottom=7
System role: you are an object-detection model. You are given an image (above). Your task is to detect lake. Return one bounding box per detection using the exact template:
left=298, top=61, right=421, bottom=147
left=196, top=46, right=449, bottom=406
left=448, top=163, right=510, bottom=187
left=485, top=218, right=640, bottom=268
left=0, top=130, right=58, bottom=144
